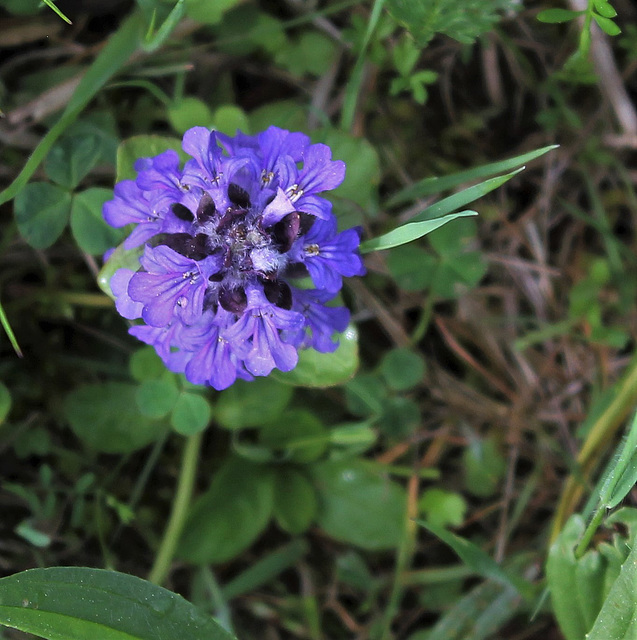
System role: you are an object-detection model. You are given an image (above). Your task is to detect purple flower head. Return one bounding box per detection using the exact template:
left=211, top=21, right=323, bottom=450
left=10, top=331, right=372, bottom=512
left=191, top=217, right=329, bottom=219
left=103, top=126, right=365, bottom=390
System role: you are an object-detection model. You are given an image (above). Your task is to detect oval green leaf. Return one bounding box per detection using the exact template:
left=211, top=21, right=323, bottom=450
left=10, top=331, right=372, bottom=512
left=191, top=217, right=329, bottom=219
left=0, top=567, right=236, bottom=640
left=71, top=187, right=127, bottom=255
left=116, top=135, right=185, bottom=183
left=273, top=325, right=359, bottom=387
left=536, top=8, right=582, bottom=23
left=97, top=243, right=144, bottom=298
left=64, top=382, right=167, bottom=453
left=178, top=456, right=275, bottom=564
left=14, top=182, right=72, bottom=249
left=45, top=134, right=104, bottom=190
left=135, top=377, right=179, bottom=419
left=273, top=468, right=318, bottom=535
left=170, top=392, right=212, bottom=435
left=310, top=459, right=406, bottom=550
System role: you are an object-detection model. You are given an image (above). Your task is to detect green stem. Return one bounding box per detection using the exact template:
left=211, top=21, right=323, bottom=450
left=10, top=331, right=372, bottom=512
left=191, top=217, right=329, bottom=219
left=574, top=505, right=606, bottom=559
left=148, top=431, right=203, bottom=585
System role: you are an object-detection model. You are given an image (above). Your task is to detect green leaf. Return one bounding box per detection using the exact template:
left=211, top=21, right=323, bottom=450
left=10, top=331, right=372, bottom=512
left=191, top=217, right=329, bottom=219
left=380, top=348, right=426, bottom=391
left=547, top=516, right=600, bottom=640
left=1, top=0, right=42, bottom=15
left=212, top=105, right=250, bottom=136
left=129, top=346, right=168, bottom=382
left=386, top=0, right=515, bottom=46
left=167, top=97, right=214, bottom=134
left=273, top=326, right=359, bottom=387
left=273, top=468, right=318, bottom=534
left=0, top=567, right=236, bottom=640
left=185, top=0, right=243, bottom=24
left=0, top=382, right=11, bottom=423
left=179, top=456, right=275, bottom=564
left=42, top=0, right=72, bottom=24
left=412, top=168, right=524, bottom=225
left=386, top=245, right=437, bottom=291
left=97, top=243, right=144, bottom=299
left=418, top=520, right=531, bottom=597
left=64, top=382, right=167, bottom=453
left=259, top=410, right=328, bottom=463
left=135, top=377, right=179, bottom=419
left=587, top=536, right=637, bottom=638
left=116, top=135, right=185, bottom=183
left=345, top=373, right=387, bottom=418
left=15, top=521, right=51, bottom=548
left=594, top=0, right=617, bottom=18
left=310, top=459, right=406, bottom=550
left=377, top=397, right=421, bottom=438
left=360, top=210, right=478, bottom=253
left=170, top=392, right=212, bottom=435
left=0, top=298, right=22, bottom=357
left=600, top=412, right=637, bottom=509
left=428, top=216, right=479, bottom=257
left=44, top=134, right=104, bottom=189
left=386, top=145, right=557, bottom=208
left=419, top=488, right=466, bottom=528
left=0, top=13, right=143, bottom=207
left=70, top=188, right=127, bottom=255
left=315, top=130, right=381, bottom=210
left=462, top=436, right=506, bottom=498
left=275, top=31, right=338, bottom=77
left=221, top=539, right=308, bottom=600
left=14, top=182, right=72, bottom=249
left=592, top=13, right=621, bottom=36
left=536, top=8, right=582, bottom=23
left=419, top=579, right=521, bottom=640
left=216, top=377, right=293, bottom=429
left=249, top=100, right=307, bottom=134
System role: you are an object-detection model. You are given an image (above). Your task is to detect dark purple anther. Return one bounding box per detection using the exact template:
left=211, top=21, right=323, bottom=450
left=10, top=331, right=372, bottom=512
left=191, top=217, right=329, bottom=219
left=227, top=183, right=251, bottom=209
left=196, top=193, right=216, bottom=222
left=219, top=286, right=248, bottom=313
left=271, top=212, right=300, bottom=252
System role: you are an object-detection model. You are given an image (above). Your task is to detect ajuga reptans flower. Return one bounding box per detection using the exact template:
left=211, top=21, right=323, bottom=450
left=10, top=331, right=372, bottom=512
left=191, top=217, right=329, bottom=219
left=104, top=126, right=365, bottom=390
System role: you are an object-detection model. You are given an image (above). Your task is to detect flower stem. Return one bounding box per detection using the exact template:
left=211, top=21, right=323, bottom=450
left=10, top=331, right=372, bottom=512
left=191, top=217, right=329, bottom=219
left=148, top=431, right=203, bottom=585
left=574, top=505, right=606, bottom=559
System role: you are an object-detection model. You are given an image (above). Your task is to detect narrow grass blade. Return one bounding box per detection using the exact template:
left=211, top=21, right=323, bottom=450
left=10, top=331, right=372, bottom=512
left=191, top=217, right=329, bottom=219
left=409, top=168, right=523, bottom=224
left=340, top=0, right=386, bottom=132
left=142, top=0, right=186, bottom=52
left=386, top=145, right=557, bottom=208
left=0, top=298, right=22, bottom=357
left=0, top=13, right=143, bottom=207
left=43, top=0, right=72, bottom=24
left=221, top=539, right=308, bottom=600
left=417, top=520, right=532, bottom=599
left=360, top=210, right=477, bottom=253
left=424, top=580, right=521, bottom=640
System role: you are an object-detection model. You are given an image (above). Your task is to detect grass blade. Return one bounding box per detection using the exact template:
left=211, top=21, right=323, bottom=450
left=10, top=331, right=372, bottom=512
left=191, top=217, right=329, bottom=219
left=360, top=210, right=477, bottom=253
left=386, top=145, right=557, bottom=208
left=0, top=298, right=22, bottom=357
left=340, top=0, right=386, bottom=132
left=0, top=13, right=143, bottom=207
